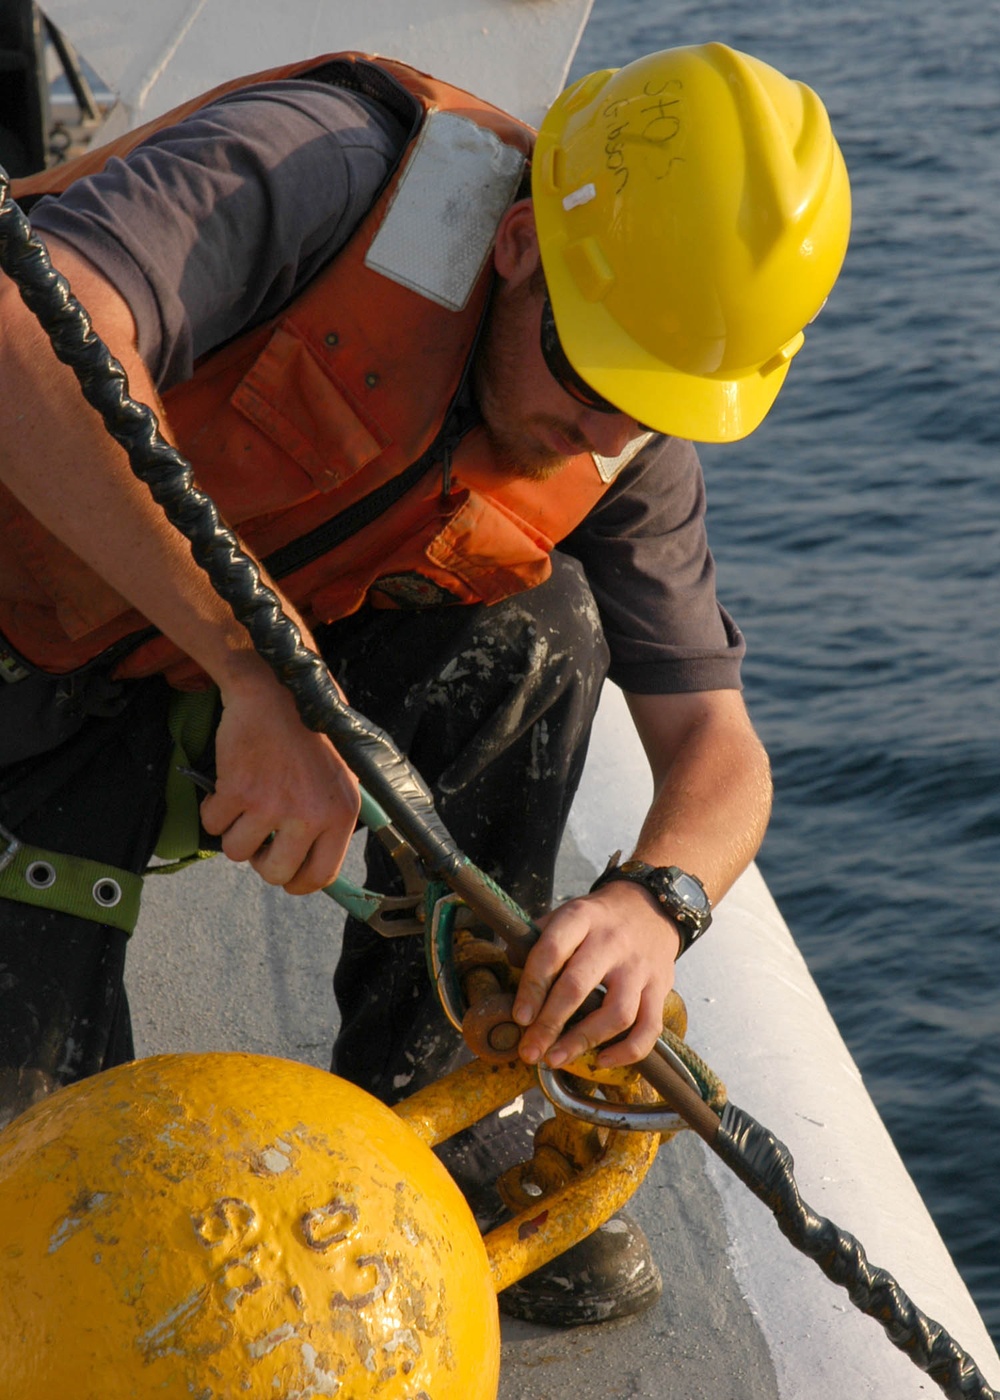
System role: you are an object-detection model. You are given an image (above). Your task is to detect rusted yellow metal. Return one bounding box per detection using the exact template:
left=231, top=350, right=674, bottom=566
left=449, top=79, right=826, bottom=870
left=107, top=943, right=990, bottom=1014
left=664, top=987, right=688, bottom=1038
left=393, top=1054, right=537, bottom=1146
left=0, top=983, right=703, bottom=1397
left=497, top=1113, right=605, bottom=1212
left=396, top=1047, right=666, bottom=1294
left=0, top=1052, right=501, bottom=1399
left=483, top=1102, right=660, bottom=1294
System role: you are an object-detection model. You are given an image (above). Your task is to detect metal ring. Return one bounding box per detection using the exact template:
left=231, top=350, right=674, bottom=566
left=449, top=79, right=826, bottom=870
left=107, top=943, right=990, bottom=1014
left=25, top=860, right=56, bottom=888
left=92, top=877, right=123, bottom=908
left=0, top=822, right=23, bottom=874
left=427, top=892, right=469, bottom=1032
left=536, top=1064, right=687, bottom=1134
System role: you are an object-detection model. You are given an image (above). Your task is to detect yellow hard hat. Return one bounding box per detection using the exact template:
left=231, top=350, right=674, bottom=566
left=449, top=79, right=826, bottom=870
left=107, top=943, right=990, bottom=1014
left=532, top=42, right=851, bottom=441
left=0, top=1053, right=499, bottom=1398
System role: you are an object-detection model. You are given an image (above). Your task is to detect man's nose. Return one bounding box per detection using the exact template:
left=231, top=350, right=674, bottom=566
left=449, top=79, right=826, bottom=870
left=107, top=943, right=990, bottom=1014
left=582, top=410, right=648, bottom=460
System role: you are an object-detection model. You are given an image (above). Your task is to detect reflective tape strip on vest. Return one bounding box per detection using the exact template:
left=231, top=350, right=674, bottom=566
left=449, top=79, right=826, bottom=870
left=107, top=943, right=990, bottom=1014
left=2, top=55, right=623, bottom=687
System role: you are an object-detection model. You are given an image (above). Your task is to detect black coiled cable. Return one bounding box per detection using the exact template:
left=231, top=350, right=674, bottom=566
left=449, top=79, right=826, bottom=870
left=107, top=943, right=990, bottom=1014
left=715, top=1104, right=997, bottom=1399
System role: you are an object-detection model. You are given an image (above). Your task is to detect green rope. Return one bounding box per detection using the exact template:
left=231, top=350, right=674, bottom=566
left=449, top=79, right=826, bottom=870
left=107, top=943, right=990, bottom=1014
left=659, top=1024, right=728, bottom=1112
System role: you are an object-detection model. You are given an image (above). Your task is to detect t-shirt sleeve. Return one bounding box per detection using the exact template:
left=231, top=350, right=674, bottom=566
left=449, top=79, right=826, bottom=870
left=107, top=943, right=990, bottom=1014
left=30, top=79, right=410, bottom=389
left=562, top=435, right=746, bottom=695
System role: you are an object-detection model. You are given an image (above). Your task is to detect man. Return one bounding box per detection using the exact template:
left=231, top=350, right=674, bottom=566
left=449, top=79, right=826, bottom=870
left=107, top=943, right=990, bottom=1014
left=0, top=43, right=849, bottom=1324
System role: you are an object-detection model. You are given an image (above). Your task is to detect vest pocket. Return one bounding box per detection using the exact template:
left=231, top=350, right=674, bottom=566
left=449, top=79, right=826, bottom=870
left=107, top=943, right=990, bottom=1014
left=232, top=326, right=386, bottom=491
left=422, top=488, right=555, bottom=604
left=304, top=485, right=556, bottom=621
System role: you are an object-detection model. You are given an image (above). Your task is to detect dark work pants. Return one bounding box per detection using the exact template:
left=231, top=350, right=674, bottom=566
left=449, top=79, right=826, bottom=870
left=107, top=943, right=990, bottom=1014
left=0, top=555, right=609, bottom=1138
left=0, top=677, right=175, bottom=1126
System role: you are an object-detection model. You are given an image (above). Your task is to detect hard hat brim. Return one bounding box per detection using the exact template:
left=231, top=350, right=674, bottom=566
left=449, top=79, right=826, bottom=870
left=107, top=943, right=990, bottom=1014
left=541, top=259, right=793, bottom=444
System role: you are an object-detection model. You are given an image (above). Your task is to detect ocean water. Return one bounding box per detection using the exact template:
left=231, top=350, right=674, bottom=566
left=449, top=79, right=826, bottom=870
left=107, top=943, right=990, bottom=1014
left=572, top=0, right=1000, bottom=1352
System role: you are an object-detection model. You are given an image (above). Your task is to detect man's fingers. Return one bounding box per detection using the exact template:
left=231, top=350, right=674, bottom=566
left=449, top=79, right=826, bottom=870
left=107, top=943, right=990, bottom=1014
left=513, top=961, right=595, bottom=1060
left=233, top=809, right=356, bottom=894
left=512, top=899, right=591, bottom=1027
left=248, top=822, right=312, bottom=888
left=201, top=737, right=360, bottom=890
left=534, top=977, right=643, bottom=1068
left=515, top=958, right=620, bottom=1065
left=591, top=988, right=666, bottom=1069
left=214, top=807, right=279, bottom=864
left=197, top=788, right=242, bottom=839
left=280, top=824, right=355, bottom=896
left=204, top=695, right=361, bottom=891
left=509, top=885, right=681, bottom=1071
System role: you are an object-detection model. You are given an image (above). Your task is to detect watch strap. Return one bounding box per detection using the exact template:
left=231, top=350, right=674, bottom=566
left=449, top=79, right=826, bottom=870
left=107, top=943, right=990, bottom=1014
left=589, top=853, right=712, bottom=957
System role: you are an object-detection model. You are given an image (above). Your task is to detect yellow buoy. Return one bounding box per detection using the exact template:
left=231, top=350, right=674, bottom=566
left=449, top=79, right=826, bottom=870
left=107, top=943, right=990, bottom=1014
left=0, top=1052, right=500, bottom=1399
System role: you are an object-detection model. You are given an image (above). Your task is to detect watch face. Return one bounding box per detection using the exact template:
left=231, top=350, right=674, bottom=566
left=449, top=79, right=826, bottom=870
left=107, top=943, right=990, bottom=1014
left=672, top=871, right=709, bottom=913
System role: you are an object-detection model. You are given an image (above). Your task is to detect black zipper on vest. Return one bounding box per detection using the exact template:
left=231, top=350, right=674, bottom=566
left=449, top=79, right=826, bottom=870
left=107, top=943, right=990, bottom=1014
left=261, top=426, right=461, bottom=582
left=56, top=203, right=493, bottom=675
left=262, top=284, right=492, bottom=583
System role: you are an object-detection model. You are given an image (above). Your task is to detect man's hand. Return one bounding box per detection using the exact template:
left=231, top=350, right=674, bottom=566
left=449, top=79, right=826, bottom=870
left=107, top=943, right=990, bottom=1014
left=199, top=677, right=360, bottom=895
left=511, top=879, right=680, bottom=1070
left=507, top=686, right=772, bottom=1070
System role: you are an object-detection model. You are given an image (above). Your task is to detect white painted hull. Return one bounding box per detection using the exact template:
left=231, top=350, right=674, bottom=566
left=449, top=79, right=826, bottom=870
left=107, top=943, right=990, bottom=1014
left=39, top=0, right=592, bottom=131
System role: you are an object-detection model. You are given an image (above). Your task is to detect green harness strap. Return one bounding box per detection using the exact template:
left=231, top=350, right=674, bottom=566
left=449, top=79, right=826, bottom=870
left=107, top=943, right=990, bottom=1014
left=0, top=687, right=220, bottom=933
left=151, top=686, right=220, bottom=869
left=0, top=826, right=143, bottom=935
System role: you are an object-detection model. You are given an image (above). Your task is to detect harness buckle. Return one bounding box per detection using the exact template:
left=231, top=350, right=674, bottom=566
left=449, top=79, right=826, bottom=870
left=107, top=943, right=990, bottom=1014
left=0, top=822, right=22, bottom=873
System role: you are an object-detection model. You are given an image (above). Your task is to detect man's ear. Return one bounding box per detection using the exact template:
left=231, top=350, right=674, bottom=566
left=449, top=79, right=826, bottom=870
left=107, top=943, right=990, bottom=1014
left=494, top=199, right=541, bottom=285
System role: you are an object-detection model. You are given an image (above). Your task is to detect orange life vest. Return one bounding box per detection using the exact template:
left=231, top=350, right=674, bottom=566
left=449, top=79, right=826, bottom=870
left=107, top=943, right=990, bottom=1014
left=2, top=55, right=623, bottom=687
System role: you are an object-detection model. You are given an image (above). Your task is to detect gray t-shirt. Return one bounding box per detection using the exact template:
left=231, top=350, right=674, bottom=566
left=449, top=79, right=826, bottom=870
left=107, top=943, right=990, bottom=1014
left=32, top=76, right=744, bottom=695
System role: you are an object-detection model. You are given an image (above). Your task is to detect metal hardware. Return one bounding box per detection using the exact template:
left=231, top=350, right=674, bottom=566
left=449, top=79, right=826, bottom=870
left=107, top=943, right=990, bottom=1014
left=0, top=822, right=22, bottom=874
left=175, top=764, right=215, bottom=794
left=428, top=892, right=471, bottom=1031
left=537, top=1063, right=687, bottom=1134
left=650, top=1034, right=703, bottom=1095
left=0, top=649, right=30, bottom=682
left=92, top=877, right=123, bottom=908
left=322, top=788, right=429, bottom=937
left=536, top=1034, right=700, bottom=1133
left=25, top=860, right=56, bottom=888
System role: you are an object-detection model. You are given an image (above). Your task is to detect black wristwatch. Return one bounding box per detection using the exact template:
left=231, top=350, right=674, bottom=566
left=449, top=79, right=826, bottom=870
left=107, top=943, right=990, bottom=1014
left=590, top=855, right=713, bottom=957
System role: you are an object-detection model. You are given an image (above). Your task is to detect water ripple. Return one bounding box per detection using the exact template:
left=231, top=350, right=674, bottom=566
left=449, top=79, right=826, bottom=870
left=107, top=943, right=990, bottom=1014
left=574, top=0, right=1000, bottom=1346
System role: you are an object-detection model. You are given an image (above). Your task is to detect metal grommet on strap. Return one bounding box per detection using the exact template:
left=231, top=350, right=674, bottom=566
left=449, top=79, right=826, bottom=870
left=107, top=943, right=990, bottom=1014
left=25, top=860, right=57, bottom=889
left=0, top=822, right=143, bottom=935
left=92, top=878, right=123, bottom=909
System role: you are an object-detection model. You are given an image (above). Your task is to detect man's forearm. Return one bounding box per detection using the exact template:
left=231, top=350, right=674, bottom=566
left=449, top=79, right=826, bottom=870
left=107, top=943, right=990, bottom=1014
left=625, top=688, right=773, bottom=905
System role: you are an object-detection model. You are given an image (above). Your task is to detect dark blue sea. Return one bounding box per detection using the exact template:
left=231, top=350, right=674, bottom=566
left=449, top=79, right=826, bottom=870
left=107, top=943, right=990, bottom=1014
left=573, top=0, right=1000, bottom=1354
